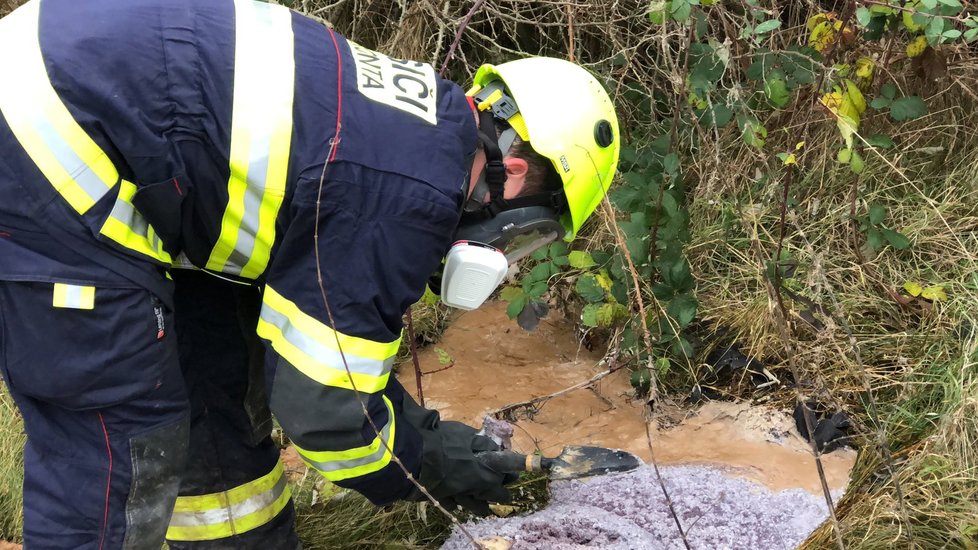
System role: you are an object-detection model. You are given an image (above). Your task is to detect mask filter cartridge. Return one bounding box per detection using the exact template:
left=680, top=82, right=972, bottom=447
left=440, top=241, right=509, bottom=310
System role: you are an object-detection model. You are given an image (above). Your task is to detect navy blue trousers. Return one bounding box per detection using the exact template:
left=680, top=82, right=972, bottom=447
left=0, top=272, right=297, bottom=549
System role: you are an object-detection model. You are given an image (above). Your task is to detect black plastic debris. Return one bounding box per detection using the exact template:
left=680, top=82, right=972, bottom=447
left=705, top=344, right=771, bottom=388
left=793, top=400, right=852, bottom=453
left=517, top=299, right=549, bottom=331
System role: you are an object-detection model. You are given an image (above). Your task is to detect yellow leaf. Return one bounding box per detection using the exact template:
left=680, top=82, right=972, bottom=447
left=902, top=1, right=924, bottom=32
left=903, top=281, right=923, bottom=297
left=844, top=81, right=867, bottom=115
left=809, top=21, right=837, bottom=53
left=795, top=141, right=806, bottom=150
left=807, top=13, right=831, bottom=32
left=854, top=57, right=876, bottom=90
left=596, top=270, right=614, bottom=293
left=906, top=35, right=928, bottom=58
left=782, top=153, right=797, bottom=165
left=921, top=286, right=947, bottom=301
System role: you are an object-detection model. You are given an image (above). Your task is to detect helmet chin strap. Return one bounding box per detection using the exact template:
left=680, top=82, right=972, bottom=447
left=463, top=110, right=518, bottom=219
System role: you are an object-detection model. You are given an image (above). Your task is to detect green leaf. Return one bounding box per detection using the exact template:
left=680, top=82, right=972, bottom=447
left=667, top=293, right=698, bottom=328
left=530, top=246, right=550, bottom=261
left=763, top=77, right=791, bottom=108
left=568, top=250, right=596, bottom=269
left=869, top=205, right=886, bottom=225
left=670, top=0, right=692, bottom=21
left=850, top=149, right=865, bottom=174
left=523, top=280, right=548, bottom=298
left=506, top=296, right=527, bottom=319
left=890, top=96, right=929, bottom=121
left=866, top=227, right=884, bottom=251
left=671, top=337, right=695, bottom=359
left=663, top=153, right=680, bottom=176
left=881, top=83, right=898, bottom=99
left=659, top=190, right=680, bottom=218
left=527, top=262, right=553, bottom=283
left=548, top=241, right=569, bottom=258
left=942, top=29, right=962, bottom=40
left=754, top=19, right=781, bottom=34
left=870, top=97, right=892, bottom=109
left=937, top=0, right=961, bottom=7
left=552, top=255, right=570, bottom=267
left=630, top=368, right=652, bottom=393
left=964, top=27, right=978, bottom=42
left=881, top=228, right=911, bottom=249
left=500, top=286, right=525, bottom=302
left=837, top=148, right=852, bottom=164
left=581, top=303, right=602, bottom=327
left=866, top=134, right=895, bottom=148
left=700, top=103, right=733, bottom=128
left=576, top=274, right=607, bottom=303
left=855, top=7, right=872, bottom=27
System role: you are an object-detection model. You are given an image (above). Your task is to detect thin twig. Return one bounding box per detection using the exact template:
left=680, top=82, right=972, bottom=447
left=406, top=307, right=425, bottom=407
left=438, top=0, right=489, bottom=76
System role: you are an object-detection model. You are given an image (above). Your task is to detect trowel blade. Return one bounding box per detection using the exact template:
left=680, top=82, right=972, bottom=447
left=546, top=445, right=642, bottom=480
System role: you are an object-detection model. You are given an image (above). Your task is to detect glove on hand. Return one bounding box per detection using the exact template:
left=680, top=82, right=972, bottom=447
left=400, top=394, right=515, bottom=515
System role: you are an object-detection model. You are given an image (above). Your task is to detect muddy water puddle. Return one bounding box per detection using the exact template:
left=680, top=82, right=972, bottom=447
left=398, top=302, right=855, bottom=495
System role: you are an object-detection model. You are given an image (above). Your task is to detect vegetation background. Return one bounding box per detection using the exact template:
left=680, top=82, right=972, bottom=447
left=0, top=0, right=976, bottom=548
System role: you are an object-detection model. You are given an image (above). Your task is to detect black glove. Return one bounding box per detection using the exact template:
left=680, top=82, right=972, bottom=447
left=399, top=390, right=514, bottom=515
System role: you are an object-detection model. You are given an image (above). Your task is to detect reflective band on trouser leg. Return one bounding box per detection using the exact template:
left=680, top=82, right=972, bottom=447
left=166, top=459, right=292, bottom=541
left=295, top=396, right=397, bottom=482
left=205, top=0, right=294, bottom=279
left=255, top=286, right=401, bottom=393
left=0, top=0, right=117, bottom=214
left=0, top=2, right=172, bottom=265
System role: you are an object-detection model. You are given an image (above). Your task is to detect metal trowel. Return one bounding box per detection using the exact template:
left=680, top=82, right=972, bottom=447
left=478, top=445, right=642, bottom=480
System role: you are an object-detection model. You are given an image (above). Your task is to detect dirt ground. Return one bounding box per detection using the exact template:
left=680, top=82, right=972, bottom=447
left=399, top=302, right=855, bottom=496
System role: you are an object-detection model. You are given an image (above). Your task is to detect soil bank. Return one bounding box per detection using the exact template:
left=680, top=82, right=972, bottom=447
left=398, top=301, right=855, bottom=495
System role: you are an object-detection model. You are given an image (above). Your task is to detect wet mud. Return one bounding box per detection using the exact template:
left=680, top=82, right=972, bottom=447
left=398, top=302, right=855, bottom=495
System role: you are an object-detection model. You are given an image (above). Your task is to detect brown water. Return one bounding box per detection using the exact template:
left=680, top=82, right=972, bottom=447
left=398, top=302, right=856, bottom=495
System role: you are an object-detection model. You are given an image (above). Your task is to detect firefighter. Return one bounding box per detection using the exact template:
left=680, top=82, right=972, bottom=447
left=0, top=0, right=620, bottom=547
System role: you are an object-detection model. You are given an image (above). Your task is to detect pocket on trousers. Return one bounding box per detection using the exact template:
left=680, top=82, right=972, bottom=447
left=0, top=281, right=176, bottom=410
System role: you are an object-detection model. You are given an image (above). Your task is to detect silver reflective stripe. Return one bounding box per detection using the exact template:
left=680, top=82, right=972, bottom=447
left=167, top=475, right=288, bottom=528
left=107, top=197, right=149, bottom=237
left=62, top=285, right=83, bottom=308
left=259, top=306, right=394, bottom=378
left=223, top=84, right=274, bottom=272
left=0, top=0, right=118, bottom=216
left=300, top=410, right=394, bottom=473
left=205, top=0, right=294, bottom=278
left=33, top=115, right=114, bottom=205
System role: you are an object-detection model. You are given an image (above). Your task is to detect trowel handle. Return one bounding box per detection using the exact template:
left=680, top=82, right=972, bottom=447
left=476, top=450, right=548, bottom=474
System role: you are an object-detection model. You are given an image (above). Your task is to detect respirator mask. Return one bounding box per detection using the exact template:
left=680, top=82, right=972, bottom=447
left=438, top=81, right=567, bottom=310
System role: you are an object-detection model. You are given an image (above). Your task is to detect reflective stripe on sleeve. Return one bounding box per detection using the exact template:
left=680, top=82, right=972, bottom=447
left=295, top=396, right=397, bottom=481
left=255, top=286, right=400, bottom=393
left=99, top=180, right=172, bottom=264
left=165, top=459, right=292, bottom=541
left=52, top=283, right=95, bottom=310
left=0, top=1, right=171, bottom=265
left=0, top=0, right=117, bottom=214
left=205, top=0, right=295, bottom=279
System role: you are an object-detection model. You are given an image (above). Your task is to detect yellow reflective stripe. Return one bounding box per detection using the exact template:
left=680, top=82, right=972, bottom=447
left=296, top=396, right=396, bottom=481
left=206, top=0, right=294, bottom=279
left=52, top=284, right=95, bottom=310
left=0, top=0, right=118, bottom=215
left=166, top=460, right=291, bottom=541
left=255, top=286, right=399, bottom=392
left=98, top=180, right=172, bottom=264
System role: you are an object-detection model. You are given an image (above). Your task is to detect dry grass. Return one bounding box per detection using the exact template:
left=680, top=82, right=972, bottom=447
left=0, top=389, right=24, bottom=541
